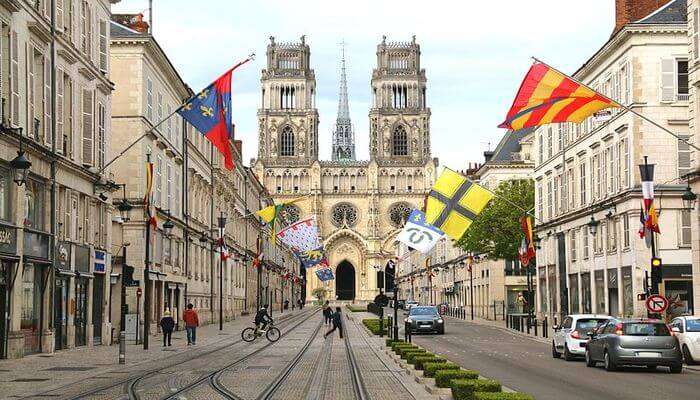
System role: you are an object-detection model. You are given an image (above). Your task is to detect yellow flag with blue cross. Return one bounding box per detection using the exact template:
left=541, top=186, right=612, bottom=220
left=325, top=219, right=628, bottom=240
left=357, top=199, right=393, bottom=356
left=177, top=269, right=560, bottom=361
left=424, top=168, right=493, bottom=241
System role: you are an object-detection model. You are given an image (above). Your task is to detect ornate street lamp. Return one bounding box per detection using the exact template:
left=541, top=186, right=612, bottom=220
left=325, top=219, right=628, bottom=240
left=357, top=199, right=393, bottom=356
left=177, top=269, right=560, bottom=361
left=10, top=150, right=31, bottom=186
left=587, top=216, right=599, bottom=236
left=163, top=216, right=174, bottom=237
left=116, top=184, right=132, bottom=221
left=682, top=182, right=697, bottom=211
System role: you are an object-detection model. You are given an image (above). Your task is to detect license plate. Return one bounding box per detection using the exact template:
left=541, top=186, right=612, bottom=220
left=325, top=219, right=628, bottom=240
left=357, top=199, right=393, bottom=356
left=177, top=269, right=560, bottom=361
left=420, top=322, right=431, bottom=325
left=636, top=352, right=661, bottom=358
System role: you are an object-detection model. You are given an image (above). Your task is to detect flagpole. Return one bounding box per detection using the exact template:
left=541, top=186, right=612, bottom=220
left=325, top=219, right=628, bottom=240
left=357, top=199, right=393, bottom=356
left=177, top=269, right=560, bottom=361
left=644, top=156, right=660, bottom=296
left=98, top=54, right=256, bottom=176
left=531, top=57, right=700, bottom=153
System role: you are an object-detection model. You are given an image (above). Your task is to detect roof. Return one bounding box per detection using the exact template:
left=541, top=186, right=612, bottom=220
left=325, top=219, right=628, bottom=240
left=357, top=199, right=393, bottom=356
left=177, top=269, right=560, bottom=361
left=109, top=20, right=146, bottom=38
left=488, top=127, right=534, bottom=163
left=636, top=0, right=686, bottom=24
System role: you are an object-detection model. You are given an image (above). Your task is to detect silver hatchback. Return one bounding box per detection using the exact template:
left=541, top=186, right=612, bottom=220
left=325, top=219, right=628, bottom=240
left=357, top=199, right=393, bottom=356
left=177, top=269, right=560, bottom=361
left=585, top=318, right=682, bottom=373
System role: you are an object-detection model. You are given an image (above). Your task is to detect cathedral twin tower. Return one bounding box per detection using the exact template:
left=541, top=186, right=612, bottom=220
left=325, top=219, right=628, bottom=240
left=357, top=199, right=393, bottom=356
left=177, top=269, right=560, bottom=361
left=253, top=35, right=436, bottom=302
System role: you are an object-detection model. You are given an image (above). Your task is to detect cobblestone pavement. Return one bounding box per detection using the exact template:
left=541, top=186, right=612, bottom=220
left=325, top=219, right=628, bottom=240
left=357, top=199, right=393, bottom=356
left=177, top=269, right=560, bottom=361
left=0, top=308, right=311, bottom=400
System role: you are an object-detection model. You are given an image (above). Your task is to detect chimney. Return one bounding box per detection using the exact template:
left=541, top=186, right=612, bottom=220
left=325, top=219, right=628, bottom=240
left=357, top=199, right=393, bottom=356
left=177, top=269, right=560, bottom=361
left=483, top=151, right=494, bottom=163
left=613, top=0, right=669, bottom=34
left=112, top=13, right=150, bottom=33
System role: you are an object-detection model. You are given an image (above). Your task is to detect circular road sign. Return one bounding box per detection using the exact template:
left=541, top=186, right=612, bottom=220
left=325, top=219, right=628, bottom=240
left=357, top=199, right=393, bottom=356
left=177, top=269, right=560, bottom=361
left=136, top=287, right=143, bottom=297
left=645, top=294, right=668, bottom=313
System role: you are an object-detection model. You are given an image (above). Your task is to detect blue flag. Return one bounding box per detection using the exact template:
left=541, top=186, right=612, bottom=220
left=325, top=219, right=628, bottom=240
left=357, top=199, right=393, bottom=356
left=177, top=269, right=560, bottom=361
left=316, top=267, right=334, bottom=281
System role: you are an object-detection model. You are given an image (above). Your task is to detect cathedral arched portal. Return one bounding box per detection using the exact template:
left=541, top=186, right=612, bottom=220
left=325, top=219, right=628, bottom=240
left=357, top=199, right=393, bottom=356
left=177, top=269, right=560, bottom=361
left=335, top=261, right=356, bottom=300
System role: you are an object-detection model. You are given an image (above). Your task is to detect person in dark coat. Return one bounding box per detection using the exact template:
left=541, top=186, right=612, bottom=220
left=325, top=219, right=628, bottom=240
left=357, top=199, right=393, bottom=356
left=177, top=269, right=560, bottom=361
left=160, top=309, right=175, bottom=347
left=324, top=306, right=343, bottom=339
left=322, top=301, right=332, bottom=325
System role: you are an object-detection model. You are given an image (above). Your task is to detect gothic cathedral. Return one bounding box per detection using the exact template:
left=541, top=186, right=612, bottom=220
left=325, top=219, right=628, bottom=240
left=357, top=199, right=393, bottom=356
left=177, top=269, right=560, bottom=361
left=253, top=36, right=437, bottom=302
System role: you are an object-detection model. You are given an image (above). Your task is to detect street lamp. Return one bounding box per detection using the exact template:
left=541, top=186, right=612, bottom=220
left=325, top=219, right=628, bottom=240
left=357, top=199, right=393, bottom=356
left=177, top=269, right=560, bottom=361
left=586, top=216, right=599, bottom=236
left=116, top=184, right=132, bottom=221
left=217, top=211, right=227, bottom=330
left=10, top=149, right=31, bottom=186
left=163, top=216, right=174, bottom=237
left=682, top=182, right=697, bottom=211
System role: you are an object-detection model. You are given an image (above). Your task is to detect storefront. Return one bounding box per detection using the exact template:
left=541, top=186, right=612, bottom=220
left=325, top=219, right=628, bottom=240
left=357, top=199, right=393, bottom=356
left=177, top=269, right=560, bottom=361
left=21, top=230, right=51, bottom=355
left=53, top=242, right=72, bottom=351
left=663, top=265, right=694, bottom=317
left=92, top=250, right=106, bottom=345
left=0, top=223, right=19, bottom=359
left=74, top=245, right=91, bottom=347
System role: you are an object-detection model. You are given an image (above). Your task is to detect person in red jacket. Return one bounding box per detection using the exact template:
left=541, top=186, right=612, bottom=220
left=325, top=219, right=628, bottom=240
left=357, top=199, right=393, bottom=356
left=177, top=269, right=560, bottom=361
left=182, top=303, right=199, bottom=345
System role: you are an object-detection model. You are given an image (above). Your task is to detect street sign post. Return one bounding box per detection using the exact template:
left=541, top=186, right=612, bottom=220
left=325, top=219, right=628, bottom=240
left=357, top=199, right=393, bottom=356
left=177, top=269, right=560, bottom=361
left=645, top=294, right=668, bottom=314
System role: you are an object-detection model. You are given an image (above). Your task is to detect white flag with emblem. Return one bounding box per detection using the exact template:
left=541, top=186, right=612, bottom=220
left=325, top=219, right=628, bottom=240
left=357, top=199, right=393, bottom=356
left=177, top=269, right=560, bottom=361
left=396, top=209, right=445, bottom=254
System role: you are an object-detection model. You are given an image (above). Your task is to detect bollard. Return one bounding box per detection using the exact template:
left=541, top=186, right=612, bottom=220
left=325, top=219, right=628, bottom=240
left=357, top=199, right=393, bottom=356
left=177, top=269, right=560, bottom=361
left=534, top=319, right=538, bottom=336
left=119, top=331, right=126, bottom=365
left=543, top=317, right=548, bottom=338
left=526, top=316, right=531, bottom=335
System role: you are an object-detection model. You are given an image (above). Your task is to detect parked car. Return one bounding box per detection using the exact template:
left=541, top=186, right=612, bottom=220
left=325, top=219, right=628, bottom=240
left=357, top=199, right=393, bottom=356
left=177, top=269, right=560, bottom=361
left=552, top=314, right=612, bottom=361
left=670, top=316, right=700, bottom=365
left=404, top=300, right=418, bottom=310
left=585, top=318, right=682, bottom=373
left=404, top=306, right=444, bottom=334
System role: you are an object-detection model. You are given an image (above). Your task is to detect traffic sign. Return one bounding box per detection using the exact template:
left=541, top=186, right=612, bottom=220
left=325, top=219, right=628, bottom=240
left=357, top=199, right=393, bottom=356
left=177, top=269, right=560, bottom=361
left=136, top=287, right=142, bottom=297
left=645, top=294, right=668, bottom=313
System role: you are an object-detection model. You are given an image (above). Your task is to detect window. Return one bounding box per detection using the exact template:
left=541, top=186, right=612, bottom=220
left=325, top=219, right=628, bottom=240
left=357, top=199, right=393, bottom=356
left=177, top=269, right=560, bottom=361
left=579, top=159, right=587, bottom=205
left=146, top=78, right=153, bottom=121
left=24, top=179, right=46, bottom=230
left=546, top=178, right=553, bottom=219
left=695, top=8, right=700, bottom=61
left=547, top=128, right=553, bottom=159
left=661, top=58, right=689, bottom=101
left=392, top=125, right=408, bottom=156
left=389, top=202, right=412, bottom=228
left=0, top=165, right=10, bottom=221
left=331, top=203, right=358, bottom=227
left=538, top=133, right=543, bottom=164
left=81, top=89, right=93, bottom=166
left=680, top=210, right=691, bottom=247
left=157, top=92, right=163, bottom=126
left=280, top=126, right=294, bottom=156
left=9, top=30, right=19, bottom=125
left=677, top=60, right=689, bottom=99
left=570, top=229, right=577, bottom=262
left=607, top=218, right=617, bottom=252
left=63, top=73, right=73, bottom=158
left=99, top=20, right=107, bottom=72
left=553, top=175, right=559, bottom=216
left=156, top=155, right=162, bottom=206
left=607, top=146, right=615, bottom=193
left=678, top=135, right=692, bottom=178
left=167, top=164, right=172, bottom=210
left=567, top=168, right=575, bottom=209
left=622, top=213, right=630, bottom=249
left=537, top=184, right=543, bottom=221
left=174, top=170, right=180, bottom=216
left=97, top=103, right=105, bottom=169
left=166, top=104, right=172, bottom=140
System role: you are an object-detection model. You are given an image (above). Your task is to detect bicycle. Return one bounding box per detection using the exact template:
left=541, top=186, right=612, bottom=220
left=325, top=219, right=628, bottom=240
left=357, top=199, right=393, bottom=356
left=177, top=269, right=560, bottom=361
left=241, top=321, right=281, bottom=342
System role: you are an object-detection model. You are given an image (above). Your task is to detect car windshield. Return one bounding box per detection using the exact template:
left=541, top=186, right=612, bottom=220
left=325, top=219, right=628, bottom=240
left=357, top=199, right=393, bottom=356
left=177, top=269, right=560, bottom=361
left=575, top=318, right=608, bottom=332
left=410, top=307, right=438, bottom=316
left=686, top=319, right=700, bottom=332
left=623, top=322, right=670, bottom=336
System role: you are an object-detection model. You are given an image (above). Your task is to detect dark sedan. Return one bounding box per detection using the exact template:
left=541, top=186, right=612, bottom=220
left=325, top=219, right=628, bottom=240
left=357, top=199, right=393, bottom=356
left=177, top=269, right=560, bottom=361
left=404, top=306, right=444, bottom=334
left=585, top=318, right=682, bottom=373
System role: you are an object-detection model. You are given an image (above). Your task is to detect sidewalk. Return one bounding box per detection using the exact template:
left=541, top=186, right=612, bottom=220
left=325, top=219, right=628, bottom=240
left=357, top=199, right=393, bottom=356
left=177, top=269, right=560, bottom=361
left=0, top=308, right=305, bottom=399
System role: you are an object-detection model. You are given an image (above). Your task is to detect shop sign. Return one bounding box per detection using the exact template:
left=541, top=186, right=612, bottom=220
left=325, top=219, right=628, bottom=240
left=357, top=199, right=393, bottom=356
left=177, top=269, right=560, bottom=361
left=75, top=245, right=90, bottom=273
left=56, top=242, right=72, bottom=271
left=23, top=230, right=50, bottom=259
left=94, top=250, right=106, bottom=273
left=0, top=224, right=17, bottom=255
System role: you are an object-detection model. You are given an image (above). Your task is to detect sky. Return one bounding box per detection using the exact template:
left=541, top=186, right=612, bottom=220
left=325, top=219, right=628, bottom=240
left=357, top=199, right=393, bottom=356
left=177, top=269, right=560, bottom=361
left=112, top=0, right=616, bottom=168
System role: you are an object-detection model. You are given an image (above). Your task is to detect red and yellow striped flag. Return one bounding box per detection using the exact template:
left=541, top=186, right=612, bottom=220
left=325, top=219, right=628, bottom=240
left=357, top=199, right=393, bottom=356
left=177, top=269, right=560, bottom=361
left=499, top=61, right=620, bottom=130
left=144, top=161, right=157, bottom=229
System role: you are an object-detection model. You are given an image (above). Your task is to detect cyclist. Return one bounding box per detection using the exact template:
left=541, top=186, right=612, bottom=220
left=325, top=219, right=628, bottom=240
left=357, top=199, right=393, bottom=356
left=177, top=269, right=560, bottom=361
left=254, top=304, right=273, bottom=335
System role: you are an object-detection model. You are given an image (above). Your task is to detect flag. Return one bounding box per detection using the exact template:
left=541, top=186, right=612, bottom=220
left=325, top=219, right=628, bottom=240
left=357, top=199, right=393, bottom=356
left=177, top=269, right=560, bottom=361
left=425, top=168, right=493, bottom=241
left=396, top=209, right=444, bottom=253
left=638, top=204, right=646, bottom=239
left=316, top=267, right=334, bottom=281
left=256, top=197, right=307, bottom=243
left=275, top=216, right=321, bottom=252
left=144, top=161, right=157, bottom=229
left=499, top=61, right=620, bottom=130
left=518, top=216, right=535, bottom=266
left=177, top=58, right=251, bottom=171
left=297, top=246, right=328, bottom=268
left=217, top=237, right=229, bottom=262
left=252, top=237, right=263, bottom=269
left=639, top=163, right=660, bottom=234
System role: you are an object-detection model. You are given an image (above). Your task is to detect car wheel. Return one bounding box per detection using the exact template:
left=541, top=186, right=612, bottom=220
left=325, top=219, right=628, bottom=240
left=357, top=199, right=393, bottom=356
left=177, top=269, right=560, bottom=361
left=552, top=341, right=561, bottom=359
left=564, top=344, right=574, bottom=361
left=438, top=328, right=445, bottom=335
left=682, top=345, right=696, bottom=365
left=669, top=364, right=683, bottom=374
left=585, top=349, right=596, bottom=367
left=604, top=351, right=617, bottom=372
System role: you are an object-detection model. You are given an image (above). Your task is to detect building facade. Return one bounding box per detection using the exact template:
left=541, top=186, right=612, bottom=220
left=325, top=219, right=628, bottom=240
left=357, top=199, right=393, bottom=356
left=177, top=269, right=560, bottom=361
left=533, top=0, right=693, bottom=321
left=0, top=0, right=115, bottom=359
left=253, top=36, right=437, bottom=302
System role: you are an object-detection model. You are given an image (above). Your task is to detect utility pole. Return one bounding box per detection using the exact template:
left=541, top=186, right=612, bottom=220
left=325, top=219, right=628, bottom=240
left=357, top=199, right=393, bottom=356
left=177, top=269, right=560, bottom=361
left=143, top=152, right=152, bottom=350
left=218, top=212, right=227, bottom=331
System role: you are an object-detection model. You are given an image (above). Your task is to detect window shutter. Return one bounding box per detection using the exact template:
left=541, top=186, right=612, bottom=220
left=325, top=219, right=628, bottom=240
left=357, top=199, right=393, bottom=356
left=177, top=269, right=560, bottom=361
left=660, top=58, right=675, bottom=102
left=97, top=102, right=105, bottom=168
left=56, top=0, right=64, bottom=31
left=99, top=20, right=107, bottom=72
left=0, top=29, right=3, bottom=123
left=44, top=55, right=51, bottom=146
left=27, top=46, right=36, bottom=140
left=9, top=30, right=19, bottom=126
left=56, top=69, right=64, bottom=154
left=81, top=89, right=93, bottom=166
left=678, top=135, right=691, bottom=177
left=694, top=8, right=699, bottom=61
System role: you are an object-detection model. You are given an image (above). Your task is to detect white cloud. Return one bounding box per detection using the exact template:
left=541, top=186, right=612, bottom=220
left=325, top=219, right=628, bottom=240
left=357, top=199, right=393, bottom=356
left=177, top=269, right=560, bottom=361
left=113, top=0, right=614, bottom=167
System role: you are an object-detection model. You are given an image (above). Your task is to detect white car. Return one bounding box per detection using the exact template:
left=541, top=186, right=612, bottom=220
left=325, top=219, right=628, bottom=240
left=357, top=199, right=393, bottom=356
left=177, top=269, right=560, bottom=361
left=552, top=314, right=612, bottom=361
left=404, top=300, right=419, bottom=310
left=670, top=316, right=700, bottom=365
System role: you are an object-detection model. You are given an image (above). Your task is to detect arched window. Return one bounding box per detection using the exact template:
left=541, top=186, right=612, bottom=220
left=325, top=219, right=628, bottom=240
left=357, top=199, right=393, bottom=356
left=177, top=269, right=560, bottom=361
left=280, top=126, right=294, bottom=156
left=392, top=125, right=408, bottom=156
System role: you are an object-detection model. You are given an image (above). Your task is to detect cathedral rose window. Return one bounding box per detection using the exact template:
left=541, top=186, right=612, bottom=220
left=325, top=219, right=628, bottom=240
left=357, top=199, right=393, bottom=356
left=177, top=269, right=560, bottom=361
left=389, top=202, right=412, bottom=228
left=280, top=204, right=301, bottom=225
left=331, top=202, right=358, bottom=228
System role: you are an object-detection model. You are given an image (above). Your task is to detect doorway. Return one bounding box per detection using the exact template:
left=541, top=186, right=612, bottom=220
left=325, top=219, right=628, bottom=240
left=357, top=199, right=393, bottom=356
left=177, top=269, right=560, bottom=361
left=92, top=275, right=104, bottom=345
left=75, top=277, right=88, bottom=347
left=54, top=276, right=69, bottom=350
left=335, top=261, right=355, bottom=301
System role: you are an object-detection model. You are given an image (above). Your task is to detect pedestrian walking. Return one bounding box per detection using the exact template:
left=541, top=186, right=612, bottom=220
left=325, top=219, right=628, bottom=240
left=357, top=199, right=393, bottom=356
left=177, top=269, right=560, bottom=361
left=160, top=309, right=175, bottom=347
left=322, top=301, right=332, bottom=325
left=183, top=303, right=199, bottom=345
left=297, top=299, right=303, bottom=310
left=324, top=306, right=343, bottom=339
left=284, top=299, right=289, bottom=310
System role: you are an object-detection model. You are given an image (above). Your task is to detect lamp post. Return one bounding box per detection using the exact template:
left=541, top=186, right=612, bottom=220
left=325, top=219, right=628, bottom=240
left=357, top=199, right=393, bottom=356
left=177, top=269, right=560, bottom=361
left=217, top=211, right=227, bottom=331
left=468, top=253, right=474, bottom=320
left=682, top=181, right=697, bottom=211
left=143, top=152, right=152, bottom=350
left=10, top=132, right=31, bottom=186
left=116, top=184, right=132, bottom=361
left=586, top=215, right=599, bottom=236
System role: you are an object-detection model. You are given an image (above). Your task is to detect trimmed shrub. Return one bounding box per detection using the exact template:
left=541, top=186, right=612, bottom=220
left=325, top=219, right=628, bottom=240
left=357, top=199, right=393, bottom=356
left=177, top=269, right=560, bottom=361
left=424, top=362, right=460, bottom=377
left=346, top=304, right=367, bottom=312
left=407, top=351, right=433, bottom=364
left=394, top=345, right=419, bottom=355
left=362, top=318, right=389, bottom=335
left=450, top=379, right=502, bottom=400
left=473, top=393, right=534, bottom=400
left=414, top=356, right=446, bottom=370
left=386, top=338, right=404, bottom=346
left=400, top=349, right=427, bottom=360
left=435, top=369, right=480, bottom=388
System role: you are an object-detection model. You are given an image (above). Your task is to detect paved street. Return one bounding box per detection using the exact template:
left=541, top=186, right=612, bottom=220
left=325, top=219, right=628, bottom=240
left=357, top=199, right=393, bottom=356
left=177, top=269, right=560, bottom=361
left=411, top=316, right=700, bottom=400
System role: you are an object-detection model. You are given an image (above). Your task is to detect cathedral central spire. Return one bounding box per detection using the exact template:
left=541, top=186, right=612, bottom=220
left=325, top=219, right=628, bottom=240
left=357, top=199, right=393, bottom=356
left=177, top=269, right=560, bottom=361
left=332, top=41, right=356, bottom=161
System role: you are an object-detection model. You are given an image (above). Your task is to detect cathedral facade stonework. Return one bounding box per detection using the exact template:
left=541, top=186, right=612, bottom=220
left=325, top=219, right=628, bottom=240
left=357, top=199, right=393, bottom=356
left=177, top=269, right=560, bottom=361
left=253, top=36, right=437, bottom=302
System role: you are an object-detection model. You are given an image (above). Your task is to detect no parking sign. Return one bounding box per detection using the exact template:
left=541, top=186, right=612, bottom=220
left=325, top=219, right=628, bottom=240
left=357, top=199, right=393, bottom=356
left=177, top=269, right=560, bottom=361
left=645, top=294, right=668, bottom=313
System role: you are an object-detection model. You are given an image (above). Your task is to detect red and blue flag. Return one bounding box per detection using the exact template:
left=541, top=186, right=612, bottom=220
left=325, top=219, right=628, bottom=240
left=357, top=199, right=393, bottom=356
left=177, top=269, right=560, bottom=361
left=177, top=58, right=252, bottom=170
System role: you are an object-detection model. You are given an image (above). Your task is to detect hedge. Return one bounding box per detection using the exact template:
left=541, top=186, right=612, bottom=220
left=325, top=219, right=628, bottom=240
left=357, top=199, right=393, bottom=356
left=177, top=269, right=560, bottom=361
left=394, top=345, right=419, bottom=355
left=424, top=362, right=460, bottom=377
left=414, top=356, right=446, bottom=370
left=386, top=338, right=404, bottom=346
left=400, top=349, right=427, bottom=360
left=406, top=350, right=432, bottom=363
left=450, top=379, right=502, bottom=400
left=435, top=370, right=480, bottom=388
left=473, top=393, right=534, bottom=400
left=362, top=318, right=389, bottom=335
left=346, top=304, right=367, bottom=312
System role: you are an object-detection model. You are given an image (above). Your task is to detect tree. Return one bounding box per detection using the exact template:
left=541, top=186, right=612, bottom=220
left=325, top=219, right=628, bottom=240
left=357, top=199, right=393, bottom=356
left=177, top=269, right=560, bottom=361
left=311, top=287, right=327, bottom=302
left=458, top=179, right=534, bottom=260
